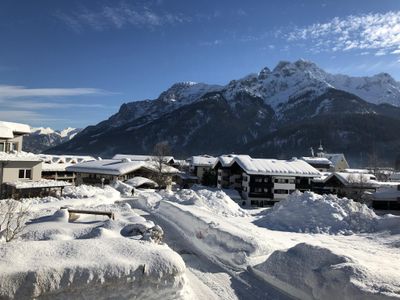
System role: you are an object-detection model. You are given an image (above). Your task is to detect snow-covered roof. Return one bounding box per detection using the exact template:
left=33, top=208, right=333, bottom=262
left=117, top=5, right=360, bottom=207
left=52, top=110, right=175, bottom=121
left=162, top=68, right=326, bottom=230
left=112, top=154, right=175, bottom=164
left=66, top=159, right=179, bottom=176
left=39, top=154, right=95, bottom=164
left=344, top=168, right=370, bottom=174
left=219, top=155, right=320, bottom=177
left=324, top=172, right=379, bottom=187
left=188, top=155, right=217, bottom=167
left=372, top=186, right=400, bottom=201
left=0, top=121, right=31, bottom=138
left=0, top=151, right=41, bottom=162
left=5, top=179, right=71, bottom=189
left=0, top=126, right=14, bottom=139
left=301, top=157, right=332, bottom=166
left=322, top=153, right=347, bottom=167
left=214, top=154, right=239, bottom=167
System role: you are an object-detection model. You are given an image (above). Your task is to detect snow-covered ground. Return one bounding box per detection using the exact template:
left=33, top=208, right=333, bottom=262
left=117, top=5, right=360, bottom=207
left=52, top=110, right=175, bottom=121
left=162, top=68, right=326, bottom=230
left=129, top=187, right=400, bottom=300
left=1, top=184, right=399, bottom=299
left=0, top=185, right=192, bottom=299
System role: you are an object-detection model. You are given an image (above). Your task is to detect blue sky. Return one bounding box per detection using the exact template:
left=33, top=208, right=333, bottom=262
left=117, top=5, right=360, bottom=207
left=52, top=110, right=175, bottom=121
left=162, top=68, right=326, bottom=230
left=1, top=0, right=400, bottom=129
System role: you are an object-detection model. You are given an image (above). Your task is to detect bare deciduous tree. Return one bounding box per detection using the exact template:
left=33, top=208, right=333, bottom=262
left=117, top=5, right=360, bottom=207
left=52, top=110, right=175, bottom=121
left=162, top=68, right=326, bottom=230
left=152, top=142, right=172, bottom=189
left=347, top=173, right=370, bottom=203
left=0, top=200, right=30, bottom=242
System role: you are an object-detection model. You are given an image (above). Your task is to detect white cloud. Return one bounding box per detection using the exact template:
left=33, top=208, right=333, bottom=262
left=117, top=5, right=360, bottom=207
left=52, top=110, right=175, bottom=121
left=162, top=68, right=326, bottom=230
left=0, top=85, right=105, bottom=99
left=57, top=2, right=189, bottom=32
left=287, top=11, right=400, bottom=55
left=0, top=110, right=67, bottom=124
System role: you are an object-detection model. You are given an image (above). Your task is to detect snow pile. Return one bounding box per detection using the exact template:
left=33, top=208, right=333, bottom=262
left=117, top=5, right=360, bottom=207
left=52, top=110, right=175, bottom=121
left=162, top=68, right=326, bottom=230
left=0, top=239, right=188, bottom=299
left=163, top=187, right=248, bottom=217
left=63, top=185, right=120, bottom=201
left=125, top=176, right=158, bottom=188
left=134, top=190, right=163, bottom=210
left=1, top=200, right=193, bottom=299
left=252, top=243, right=399, bottom=300
left=111, top=180, right=133, bottom=196
left=157, top=200, right=262, bottom=267
left=255, top=191, right=400, bottom=234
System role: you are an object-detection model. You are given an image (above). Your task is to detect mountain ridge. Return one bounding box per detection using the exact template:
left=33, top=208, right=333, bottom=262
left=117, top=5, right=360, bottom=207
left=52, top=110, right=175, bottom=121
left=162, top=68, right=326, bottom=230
left=49, top=59, right=400, bottom=166
left=23, top=127, right=81, bottom=153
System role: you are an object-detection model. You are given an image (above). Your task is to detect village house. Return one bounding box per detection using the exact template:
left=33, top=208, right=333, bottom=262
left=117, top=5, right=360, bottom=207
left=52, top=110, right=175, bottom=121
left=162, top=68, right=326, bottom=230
left=186, top=155, right=217, bottom=182
left=0, top=121, right=70, bottom=199
left=39, top=154, right=95, bottom=183
left=301, top=156, right=333, bottom=172
left=66, top=158, right=179, bottom=188
left=312, top=171, right=378, bottom=201
left=0, top=121, right=30, bottom=152
left=213, top=154, right=320, bottom=207
left=307, top=144, right=349, bottom=172
left=370, top=182, right=400, bottom=210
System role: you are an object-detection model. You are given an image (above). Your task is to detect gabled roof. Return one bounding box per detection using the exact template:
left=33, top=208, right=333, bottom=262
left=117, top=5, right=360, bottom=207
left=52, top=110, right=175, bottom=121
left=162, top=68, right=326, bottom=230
left=324, top=172, right=378, bottom=187
left=0, top=121, right=31, bottom=138
left=214, top=154, right=240, bottom=168
left=112, top=154, right=175, bottom=164
left=216, top=155, right=320, bottom=177
left=66, top=159, right=179, bottom=176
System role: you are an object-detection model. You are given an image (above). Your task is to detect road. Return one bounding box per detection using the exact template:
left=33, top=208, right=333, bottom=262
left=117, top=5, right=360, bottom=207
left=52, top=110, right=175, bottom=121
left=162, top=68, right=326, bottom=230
left=134, top=208, right=292, bottom=300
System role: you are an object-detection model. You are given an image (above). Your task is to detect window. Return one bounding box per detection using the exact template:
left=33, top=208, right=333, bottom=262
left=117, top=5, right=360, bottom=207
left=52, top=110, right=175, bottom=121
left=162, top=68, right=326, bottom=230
left=243, top=176, right=248, bottom=182
left=255, top=177, right=263, bottom=183
left=0, top=143, right=4, bottom=152
left=19, top=169, right=32, bottom=179
left=263, top=188, right=269, bottom=193
left=254, top=187, right=263, bottom=193
left=274, top=178, right=295, bottom=184
left=274, top=189, right=289, bottom=194
left=264, top=177, right=269, bottom=183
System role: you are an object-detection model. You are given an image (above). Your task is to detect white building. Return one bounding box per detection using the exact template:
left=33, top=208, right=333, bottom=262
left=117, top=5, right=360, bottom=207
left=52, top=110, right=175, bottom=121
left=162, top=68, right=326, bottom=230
left=214, top=155, right=320, bottom=207
left=67, top=158, right=178, bottom=187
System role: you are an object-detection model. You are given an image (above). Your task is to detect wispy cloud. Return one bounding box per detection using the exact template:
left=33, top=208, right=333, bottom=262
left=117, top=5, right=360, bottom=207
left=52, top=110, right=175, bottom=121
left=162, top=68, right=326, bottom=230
left=56, top=2, right=190, bottom=32
left=0, top=85, right=105, bottom=99
left=0, top=84, right=110, bottom=126
left=286, top=11, right=400, bottom=55
left=0, top=110, right=67, bottom=124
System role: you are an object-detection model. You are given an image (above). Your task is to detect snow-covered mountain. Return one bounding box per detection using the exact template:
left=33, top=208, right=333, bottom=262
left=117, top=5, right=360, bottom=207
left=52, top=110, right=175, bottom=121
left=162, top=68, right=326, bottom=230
left=50, top=59, right=400, bottom=165
left=23, top=127, right=81, bottom=153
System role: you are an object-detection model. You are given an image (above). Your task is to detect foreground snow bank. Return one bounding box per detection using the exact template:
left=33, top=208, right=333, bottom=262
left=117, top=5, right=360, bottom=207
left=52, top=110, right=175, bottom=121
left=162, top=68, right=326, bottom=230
left=158, top=201, right=262, bottom=267
left=0, top=239, right=188, bottom=299
left=255, top=191, right=400, bottom=234
left=252, top=243, right=399, bottom=300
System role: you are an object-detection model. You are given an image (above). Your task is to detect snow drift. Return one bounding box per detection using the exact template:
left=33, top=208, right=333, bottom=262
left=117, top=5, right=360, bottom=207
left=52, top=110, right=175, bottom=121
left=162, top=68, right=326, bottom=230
left=252, top=242, right=400, bottom=300
left=0, top=239, right=188, bottom=299
left=255, top=191, right=400, bottom=234
left=162, top=186, right=248, bottom=217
